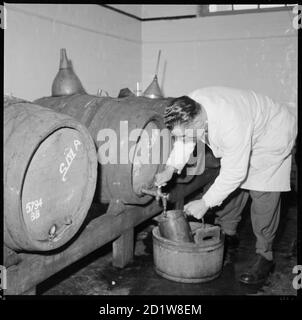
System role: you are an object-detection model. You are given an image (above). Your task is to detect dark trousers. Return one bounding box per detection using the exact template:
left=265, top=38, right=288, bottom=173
left=212, top=189, right=281, bottom=261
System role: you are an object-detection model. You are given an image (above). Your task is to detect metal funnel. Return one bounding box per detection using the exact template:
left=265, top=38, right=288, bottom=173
left=143, top=50, right=163, bottom=99
left=143, top=75, right=163, bottom=99
left=51, top=48, right=86, bottom=97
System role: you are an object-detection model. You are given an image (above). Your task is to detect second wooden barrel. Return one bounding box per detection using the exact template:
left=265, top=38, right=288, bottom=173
left=35, top=94, right=171, bottom=205
left=4, top=97, right=97, bottom=251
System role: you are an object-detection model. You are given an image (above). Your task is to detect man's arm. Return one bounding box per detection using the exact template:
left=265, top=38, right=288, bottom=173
left=154, top=138, right=196, bottom=187
left=202, top=119, right=252, bottom=208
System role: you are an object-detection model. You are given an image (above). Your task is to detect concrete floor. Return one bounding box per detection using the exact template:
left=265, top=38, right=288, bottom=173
left=38, top=191, right=297, bottom=296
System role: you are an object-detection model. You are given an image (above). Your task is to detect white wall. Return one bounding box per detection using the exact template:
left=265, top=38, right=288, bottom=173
left=4, top=4, right=142, bottom=100
left=109, top=4, right=142, bottom=18
left=4, top=5, right=298, bottom=107
left=142, top=11, right=298, bottom=106
left=141, top=5, right=198, bottom=18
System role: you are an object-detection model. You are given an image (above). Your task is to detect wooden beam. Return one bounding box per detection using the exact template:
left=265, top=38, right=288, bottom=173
left=23, top=287, right=36, bottom=295
left=112, top=227, right=134, bottom=268
left=5, top=201, right=161, bottom=295
left=4, top=246, right=22, bottom=268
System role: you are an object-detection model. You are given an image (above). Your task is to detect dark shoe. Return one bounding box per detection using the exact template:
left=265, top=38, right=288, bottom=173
left=223, top=234, right=239, bottom=265
left=239, top=254, right=275, bottom=285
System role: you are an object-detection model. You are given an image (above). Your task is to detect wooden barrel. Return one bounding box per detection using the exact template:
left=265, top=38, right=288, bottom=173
left=35, top=94, right=208, bottom=205
left=153, top=222, right=224, bottom=283
left=35, top=94, right=172, bottom=205
left=4, top=97, right=97, bottom=251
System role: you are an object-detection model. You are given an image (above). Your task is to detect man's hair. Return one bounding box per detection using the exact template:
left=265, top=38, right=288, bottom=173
left=164, top=96, right=201, bottom=130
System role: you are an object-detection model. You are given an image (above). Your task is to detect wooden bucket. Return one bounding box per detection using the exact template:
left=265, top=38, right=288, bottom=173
left=152, top=222, right=224, bottom=283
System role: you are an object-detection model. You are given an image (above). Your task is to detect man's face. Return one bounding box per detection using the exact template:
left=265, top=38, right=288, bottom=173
left=171, top=123, right=205, bottom=143
left=171, top=125, right=187, bottom=139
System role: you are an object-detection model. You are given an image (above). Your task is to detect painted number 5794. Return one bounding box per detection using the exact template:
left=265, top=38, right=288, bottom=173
left=25, top=198, right=43, bottom=222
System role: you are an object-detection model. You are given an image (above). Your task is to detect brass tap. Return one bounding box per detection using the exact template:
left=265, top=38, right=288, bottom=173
left=157, top=186, right=169, bottom=216
left=141, top=186, right=169, bottom=215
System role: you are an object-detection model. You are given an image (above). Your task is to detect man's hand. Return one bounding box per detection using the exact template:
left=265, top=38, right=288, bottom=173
left=154, top=165, right=175, bottom=187
left=184, top=198, right=209, bottom=220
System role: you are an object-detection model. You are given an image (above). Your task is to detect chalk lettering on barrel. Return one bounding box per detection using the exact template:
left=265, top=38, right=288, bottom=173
left=74, top=139, right=81, bottom=151
left=59, top=143, right=79, bottom=182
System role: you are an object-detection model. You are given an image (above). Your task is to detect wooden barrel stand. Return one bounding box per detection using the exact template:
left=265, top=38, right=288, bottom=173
left=4, top=201, right=162, bottom=295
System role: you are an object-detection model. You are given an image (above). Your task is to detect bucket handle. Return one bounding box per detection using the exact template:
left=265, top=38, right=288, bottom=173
left=193, top=226, right=221, bottom=244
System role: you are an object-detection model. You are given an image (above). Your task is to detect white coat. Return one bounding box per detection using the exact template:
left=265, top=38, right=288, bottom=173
left=166, top=86, right=297, bottom=208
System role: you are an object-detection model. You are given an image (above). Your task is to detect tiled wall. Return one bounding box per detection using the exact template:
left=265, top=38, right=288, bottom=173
left=4, top=4, right=142, bottom=100
left=4, top=4, right=298, bottom=109
left=142, top=10, right=298, bottom=106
